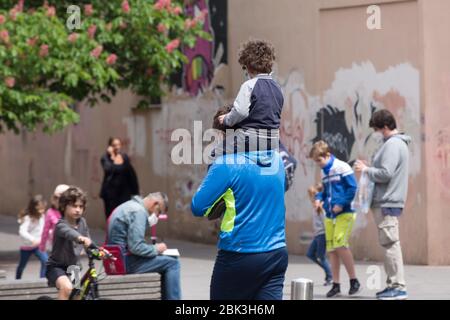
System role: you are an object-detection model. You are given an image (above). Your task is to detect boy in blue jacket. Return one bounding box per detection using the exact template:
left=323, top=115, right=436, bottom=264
left=310, top=140, right=361, bottom=298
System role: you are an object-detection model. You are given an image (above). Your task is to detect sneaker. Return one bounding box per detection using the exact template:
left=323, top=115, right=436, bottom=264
left=349, top=278, right=362, bottom=296
left=376, top=287, right=391, bottom=297
left=326, top=283, right=341, bottom=298
left=377, top=288, right=408, bottom=300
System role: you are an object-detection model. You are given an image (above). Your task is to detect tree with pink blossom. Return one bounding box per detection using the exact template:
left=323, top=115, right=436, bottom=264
left=0, top=0, right=210, bottom=133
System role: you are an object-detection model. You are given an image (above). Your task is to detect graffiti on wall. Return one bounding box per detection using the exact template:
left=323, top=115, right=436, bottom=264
left=435, top=128, right=450, bottom=195
left=171, top=0, right=228, bottom=96
left=280, top=62, right=421, bottom=225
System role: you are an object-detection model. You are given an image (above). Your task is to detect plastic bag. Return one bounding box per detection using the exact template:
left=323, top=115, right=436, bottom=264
left=351, top=173, right=375, bottom=214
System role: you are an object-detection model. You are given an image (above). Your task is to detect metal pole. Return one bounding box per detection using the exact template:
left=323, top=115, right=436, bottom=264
left=291, top=278, right=314, bottom=300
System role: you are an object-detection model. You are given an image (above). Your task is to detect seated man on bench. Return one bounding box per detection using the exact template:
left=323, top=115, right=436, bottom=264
left=106, top=192, right=181, bottom=300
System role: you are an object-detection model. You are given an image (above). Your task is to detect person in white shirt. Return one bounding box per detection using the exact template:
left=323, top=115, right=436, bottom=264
left=16, top=195, right=48, bottom=280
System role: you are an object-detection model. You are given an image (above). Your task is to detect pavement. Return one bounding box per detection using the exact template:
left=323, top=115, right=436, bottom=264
left=1, top=215, right=449, bottom=300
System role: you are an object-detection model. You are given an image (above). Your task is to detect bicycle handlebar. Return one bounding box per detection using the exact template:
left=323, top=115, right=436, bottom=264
left=80, top=242, right=116, bottom=261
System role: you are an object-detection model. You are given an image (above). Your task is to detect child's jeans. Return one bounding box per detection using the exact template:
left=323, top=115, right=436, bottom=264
left=306, top=234, right=332, bottom=280
left=16, top=247, right=48, bottom=279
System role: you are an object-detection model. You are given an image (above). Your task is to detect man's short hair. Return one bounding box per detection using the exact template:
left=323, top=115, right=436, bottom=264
left=238, top=39, right=275, bottom=74
left=369, top=109, right=397, bottom=130
left=58, top=186, right=87, bottom=216
left=146, top=192, right=169, bottom=213
left=309, top=141, right=331, bottom=160
left=213, top=104, right=233, bottom=132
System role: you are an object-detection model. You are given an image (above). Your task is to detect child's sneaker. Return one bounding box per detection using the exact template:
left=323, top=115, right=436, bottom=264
left=377, top=288, right=408, bottom=300
left=324, top=277, right=333, bottom=286
left=326, top=283, right=341, bottom=298
left=348, top=278, right=361, bottom=295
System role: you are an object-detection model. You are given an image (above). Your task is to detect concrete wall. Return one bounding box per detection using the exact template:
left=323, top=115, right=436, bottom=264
left=1, top=0, right=449, bottom=265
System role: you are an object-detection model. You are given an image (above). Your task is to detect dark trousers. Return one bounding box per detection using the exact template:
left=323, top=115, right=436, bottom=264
left=103, top=196, right=130, bottom=219
left=210, top=247, right=288, bottom=300
left=16, top=248, right=48, bottom=280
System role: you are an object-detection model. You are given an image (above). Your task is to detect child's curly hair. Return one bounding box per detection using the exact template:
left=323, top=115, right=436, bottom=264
left=58, top=186, right=87, bottom=217
left=238, top=39, right=275, bottom=74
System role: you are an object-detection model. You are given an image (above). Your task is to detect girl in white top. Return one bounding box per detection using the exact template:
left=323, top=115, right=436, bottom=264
left=16, top=195, right=48, bottom=280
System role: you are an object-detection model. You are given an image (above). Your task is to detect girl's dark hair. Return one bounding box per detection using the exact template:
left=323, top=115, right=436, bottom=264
left=238, top=39, right=275, bottom=74
left=369, top=109, right=397, bottom=130
left=108, top=137, right=121, bottom=146
left=18, top=195, right=46, bottom=222
left=58, top=186, right=87, bottom=217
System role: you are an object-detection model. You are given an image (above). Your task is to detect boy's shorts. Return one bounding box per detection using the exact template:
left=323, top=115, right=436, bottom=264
left=324, top=213, right=356, bottom=252
left=46, top=265, right=70, bottom=288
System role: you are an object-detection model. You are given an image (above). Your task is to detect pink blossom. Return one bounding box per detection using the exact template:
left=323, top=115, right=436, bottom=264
left=0, top=29, right=9, bottom=43
left=84, top=4, right=94, bottom=16
left=9, top=8, right=18, bottom=21
left=153, top=2, right=164, bottom=10
left=5, top=77, right=15, bottom=88
left=40, top=44, right=49, bottom=57
left=90, top=45, right=103, bottom=58
left=16, top=0, right=24, bottom=12
left=0, top=15, right=5, bottom=24
left=184, top=18, right=197, bottom=30
left=106, top=54, right=117, bottom=65
left=27, top=37, right=38, bottom=47
left=88, top=24, right=97, bottom=39
left=122, top=0, right=130, bottom=14
left=200, top=9, right=208, bottom=20
left=157, top=23, right=167, bottom=33
left=68, top=33, right=78, bottom=43
left=154, top=0, right=171, bottom=11
left=165, top=38, right=180, bottom=53
left=172, top=6, right=182, bottom=15
left=194, top=9, right=208, bottom=23
left=46, top=6, right=56, bottom=18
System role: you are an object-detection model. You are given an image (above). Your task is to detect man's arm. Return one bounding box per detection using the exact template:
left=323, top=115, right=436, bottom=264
left=191, top=162, right=231, bottom=217
left=127, top=211, right=158, bottom=258
left=366, top=144, right=400, bottom=183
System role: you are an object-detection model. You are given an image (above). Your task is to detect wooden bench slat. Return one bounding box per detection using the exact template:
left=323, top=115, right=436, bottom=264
left=100, top=287, right=161, bottom=295
left=0, top=280, right=49, bottom=290
left=0, top=294, right=58, bottom=300
left=0, top=273, right=162, bottom=300
left=99, top=282, right=160, bottom=290
left=99, top=274, right=160, bottom=284
left=99, top=293, right=161, bottom=300
left=0, top=288, right=58, bottom=296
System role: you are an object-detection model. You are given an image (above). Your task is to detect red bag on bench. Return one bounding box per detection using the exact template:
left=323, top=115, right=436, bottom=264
left=102, top=245, right=127, bottom=275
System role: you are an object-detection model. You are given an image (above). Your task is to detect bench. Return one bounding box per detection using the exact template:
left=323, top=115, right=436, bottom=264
left=0, top=273, right=161, bottom=300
